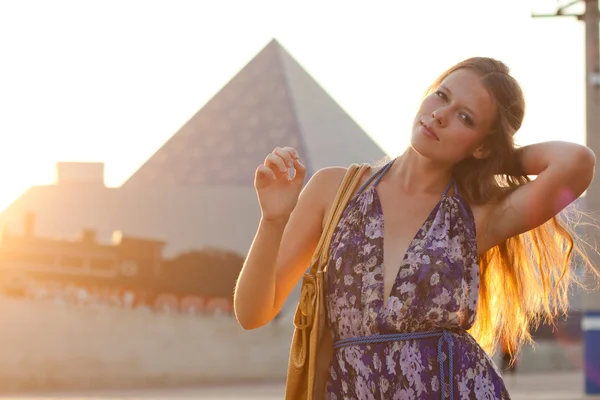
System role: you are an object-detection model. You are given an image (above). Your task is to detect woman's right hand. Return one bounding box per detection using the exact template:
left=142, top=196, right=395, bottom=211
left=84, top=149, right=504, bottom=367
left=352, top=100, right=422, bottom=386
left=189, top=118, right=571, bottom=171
left=255, top=147, right=307, bottom=222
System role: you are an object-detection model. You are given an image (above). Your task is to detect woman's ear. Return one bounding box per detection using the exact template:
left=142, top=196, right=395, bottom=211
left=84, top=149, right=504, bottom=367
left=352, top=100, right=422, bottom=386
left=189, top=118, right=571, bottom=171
left=472, top=135, right=494, bottom=160
left=472, top=145, right=492, bottom=160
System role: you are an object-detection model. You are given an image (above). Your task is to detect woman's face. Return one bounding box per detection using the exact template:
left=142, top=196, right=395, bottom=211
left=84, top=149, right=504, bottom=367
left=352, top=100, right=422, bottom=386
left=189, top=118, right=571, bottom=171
left=411, top=68, right=497, bottom=165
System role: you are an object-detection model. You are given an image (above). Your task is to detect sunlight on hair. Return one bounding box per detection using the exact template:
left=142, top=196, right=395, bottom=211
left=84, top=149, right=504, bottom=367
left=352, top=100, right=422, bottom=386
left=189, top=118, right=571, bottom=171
left=423, top=57, right=600, bottom=363
left=470, top=202, right=600, bottom=361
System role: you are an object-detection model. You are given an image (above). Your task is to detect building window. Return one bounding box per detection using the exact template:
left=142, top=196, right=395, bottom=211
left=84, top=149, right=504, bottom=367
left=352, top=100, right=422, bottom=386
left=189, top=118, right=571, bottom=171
left=0, top=252, right=56, bottom=266
left=60, top=256, right=85, bottom=269
left=27, top=253, right=57, bottom=265
left=90, top=258, right=115, bottom=273
left=120, top=261, right=138, bottom=276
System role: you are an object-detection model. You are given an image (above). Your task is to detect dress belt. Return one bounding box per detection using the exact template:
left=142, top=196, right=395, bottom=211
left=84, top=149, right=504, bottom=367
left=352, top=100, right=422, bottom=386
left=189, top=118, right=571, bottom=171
left=333, top=329, right=455, bottom=400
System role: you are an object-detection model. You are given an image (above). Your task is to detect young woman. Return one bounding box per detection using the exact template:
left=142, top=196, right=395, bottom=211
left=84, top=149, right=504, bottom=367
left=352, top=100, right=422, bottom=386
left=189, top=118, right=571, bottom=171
left=234, top=57, right=597, bottom=399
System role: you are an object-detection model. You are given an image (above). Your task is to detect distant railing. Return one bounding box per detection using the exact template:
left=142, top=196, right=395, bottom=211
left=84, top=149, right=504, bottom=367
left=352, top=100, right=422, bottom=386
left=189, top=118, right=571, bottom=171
left=0, top=277, right=234, bottom=316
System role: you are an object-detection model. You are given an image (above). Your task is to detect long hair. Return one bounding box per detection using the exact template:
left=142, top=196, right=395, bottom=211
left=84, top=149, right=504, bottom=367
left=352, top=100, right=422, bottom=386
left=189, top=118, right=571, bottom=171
left=425, top=57, right=596, bottom=360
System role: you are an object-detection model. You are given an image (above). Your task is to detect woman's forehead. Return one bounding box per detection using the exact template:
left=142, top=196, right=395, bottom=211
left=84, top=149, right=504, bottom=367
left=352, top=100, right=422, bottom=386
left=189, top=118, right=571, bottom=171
left=441, top=69, right=487, bottom=96
left=440, top=69, right=497, bottom=125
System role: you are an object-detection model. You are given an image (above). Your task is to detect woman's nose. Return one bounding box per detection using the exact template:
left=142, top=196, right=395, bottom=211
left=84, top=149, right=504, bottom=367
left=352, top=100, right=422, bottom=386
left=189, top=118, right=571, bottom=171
left=431, top=109, right=447, bottom=127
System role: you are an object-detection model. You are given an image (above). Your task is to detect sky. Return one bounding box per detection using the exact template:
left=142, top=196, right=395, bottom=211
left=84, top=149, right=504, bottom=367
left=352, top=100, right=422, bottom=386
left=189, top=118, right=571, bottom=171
left=0, top=0, right=590, bottom=211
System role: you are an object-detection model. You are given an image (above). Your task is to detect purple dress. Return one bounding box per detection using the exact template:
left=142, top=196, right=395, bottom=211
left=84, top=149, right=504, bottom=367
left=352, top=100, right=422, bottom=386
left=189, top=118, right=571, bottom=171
left=325, top=161, right=510, bottom=399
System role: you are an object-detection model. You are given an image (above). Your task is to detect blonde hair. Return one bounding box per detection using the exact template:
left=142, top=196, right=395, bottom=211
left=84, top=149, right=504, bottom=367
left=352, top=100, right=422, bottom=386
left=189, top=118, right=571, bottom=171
left=426, top=57, right=596, bottom=361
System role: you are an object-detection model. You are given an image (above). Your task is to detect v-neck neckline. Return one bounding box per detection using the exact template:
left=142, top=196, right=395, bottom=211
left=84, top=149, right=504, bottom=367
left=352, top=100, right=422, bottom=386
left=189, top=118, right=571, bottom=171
left=370, top=184, right=450, bottom=312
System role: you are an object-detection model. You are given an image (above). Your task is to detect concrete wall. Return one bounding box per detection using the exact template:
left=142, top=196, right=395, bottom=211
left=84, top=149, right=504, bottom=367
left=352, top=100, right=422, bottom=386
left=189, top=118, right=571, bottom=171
left=0, top=297, right=294, bottom=392
left=493, top=341, right=582, bottom=373
left=0, top=297, right=583, bottom=393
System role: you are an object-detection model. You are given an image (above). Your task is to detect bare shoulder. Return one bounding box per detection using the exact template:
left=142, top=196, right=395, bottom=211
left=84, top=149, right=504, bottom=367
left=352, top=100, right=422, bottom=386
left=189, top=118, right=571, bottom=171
left=308, top=163, right=379, bottom=189
left=309, top=166, right=349, bottom=185
left=305, top=165, right=376, bottom=227
left=304, top=166, right=350, bottom=217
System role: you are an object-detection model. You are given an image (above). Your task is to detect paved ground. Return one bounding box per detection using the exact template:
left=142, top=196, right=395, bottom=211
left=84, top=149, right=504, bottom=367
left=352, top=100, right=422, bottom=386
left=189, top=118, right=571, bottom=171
left=0, top=372, right=597, bottom=399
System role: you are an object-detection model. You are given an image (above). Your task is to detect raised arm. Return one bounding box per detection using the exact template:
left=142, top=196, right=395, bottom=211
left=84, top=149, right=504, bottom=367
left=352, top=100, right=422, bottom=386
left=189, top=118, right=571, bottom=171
left=480, top=141, right=596, bottom=252
left=234, top=147, right=346, bottom=330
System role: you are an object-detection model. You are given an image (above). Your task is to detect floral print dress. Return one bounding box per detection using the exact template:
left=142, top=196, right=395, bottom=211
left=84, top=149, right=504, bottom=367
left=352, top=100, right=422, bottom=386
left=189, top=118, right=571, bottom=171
left=325, top=161, right=510, bottom=399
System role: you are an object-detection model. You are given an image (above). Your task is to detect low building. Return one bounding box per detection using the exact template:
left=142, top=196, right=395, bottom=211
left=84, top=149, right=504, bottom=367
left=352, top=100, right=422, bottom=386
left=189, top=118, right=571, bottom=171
left=0, top=39, right=387, bottom=316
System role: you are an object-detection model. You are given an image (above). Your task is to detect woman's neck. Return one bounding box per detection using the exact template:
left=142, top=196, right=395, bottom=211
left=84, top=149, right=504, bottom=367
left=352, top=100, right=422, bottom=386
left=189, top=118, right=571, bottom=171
left=386, top=147, right=454, bottom=195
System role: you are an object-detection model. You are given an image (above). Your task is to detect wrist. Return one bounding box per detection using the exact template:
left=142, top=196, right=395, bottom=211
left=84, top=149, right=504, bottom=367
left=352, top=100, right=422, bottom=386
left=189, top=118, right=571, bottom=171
left=260, top=215, right=290, bottom=230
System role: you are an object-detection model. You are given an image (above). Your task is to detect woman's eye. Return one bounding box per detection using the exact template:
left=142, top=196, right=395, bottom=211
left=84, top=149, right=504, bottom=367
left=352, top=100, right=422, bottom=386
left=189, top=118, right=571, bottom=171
left=460, top=113, right=473, bottom=125
left=435, top=91, right=447, bottom=100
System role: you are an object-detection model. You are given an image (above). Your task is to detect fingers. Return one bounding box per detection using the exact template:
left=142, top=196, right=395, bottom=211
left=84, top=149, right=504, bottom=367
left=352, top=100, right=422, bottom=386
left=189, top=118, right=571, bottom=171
left=264, top=147, right=300, bottom=175
left=265, top=153, right=286, bottom=173
left=291, top=157, right=307, bottom=184
left=275, top=147, right=299, bottom=163
left=256, top=147, right=305, bottom=189
left=255, top=164, right=277, bottom=185
left=272, top=147, right=298, bottom=170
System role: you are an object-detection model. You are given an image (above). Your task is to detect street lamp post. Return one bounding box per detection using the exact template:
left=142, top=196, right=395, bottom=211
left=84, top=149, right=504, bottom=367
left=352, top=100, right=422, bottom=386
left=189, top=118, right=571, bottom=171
left=532, top=0, right=600, bottom=395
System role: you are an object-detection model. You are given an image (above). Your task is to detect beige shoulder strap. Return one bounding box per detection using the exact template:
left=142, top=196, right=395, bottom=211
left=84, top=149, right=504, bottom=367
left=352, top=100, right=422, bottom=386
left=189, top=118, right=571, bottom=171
left=309, top=163, right=370, bottom=275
